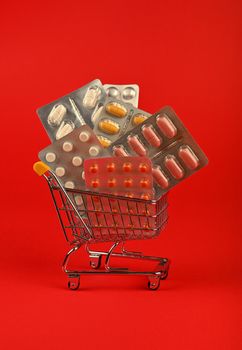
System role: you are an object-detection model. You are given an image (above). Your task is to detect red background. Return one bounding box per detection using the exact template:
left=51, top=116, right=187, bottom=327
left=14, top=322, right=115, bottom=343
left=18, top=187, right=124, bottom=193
left=0, top=0, right=241, bottom=349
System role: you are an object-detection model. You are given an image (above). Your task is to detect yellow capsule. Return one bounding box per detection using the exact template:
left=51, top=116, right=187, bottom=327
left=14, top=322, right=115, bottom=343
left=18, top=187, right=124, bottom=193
left=97, top=135, right=112, bottom=148
left=132, top=113, right=148, bottom=126
left=106, top=102, right=127, bottom=118
left=98, top=119, right=120, bottom=135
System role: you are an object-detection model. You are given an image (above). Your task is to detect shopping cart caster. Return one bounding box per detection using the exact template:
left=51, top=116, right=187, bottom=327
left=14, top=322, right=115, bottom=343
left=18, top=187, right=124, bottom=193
left=148, top=276, right=161, bottom=290
left=68, top=277, right=80, bottom=290
left=89, top=255, right=102, bottom=269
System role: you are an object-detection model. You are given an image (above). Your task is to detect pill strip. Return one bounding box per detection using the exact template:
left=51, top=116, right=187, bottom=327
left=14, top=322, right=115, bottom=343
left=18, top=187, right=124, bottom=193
left=84, top=156, right=154, bottom=200
left=92, top=97, right=151, bottom=147
left=37, top=79, right=106, bottom=142
left=109, top=106, right=208, bottom=197
left=38, top=125, right=110, bottom=190
left=103, top=84, right=140, bottom=108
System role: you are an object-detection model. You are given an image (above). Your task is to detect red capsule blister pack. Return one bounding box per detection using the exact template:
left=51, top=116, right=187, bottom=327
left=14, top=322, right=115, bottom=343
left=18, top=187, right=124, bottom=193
left=109, top=106, right=208, bottom=197
left=84, top=156, right=154, bottom=199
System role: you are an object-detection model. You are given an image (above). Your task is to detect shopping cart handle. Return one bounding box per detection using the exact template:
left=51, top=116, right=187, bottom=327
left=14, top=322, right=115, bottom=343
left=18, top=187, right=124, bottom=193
left=33, top=161, right=50, bottom=176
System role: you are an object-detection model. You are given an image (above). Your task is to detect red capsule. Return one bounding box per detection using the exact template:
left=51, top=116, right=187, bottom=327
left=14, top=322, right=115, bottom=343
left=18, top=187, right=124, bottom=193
left=113, top=146, right=128, bottom=157
left=156, top=115, right=177, bottom=138
left=127, top=135, right=147, bottom=156
left=152, top=167, right=169, bottom=189
left=142, top=125, right=162, bottom=147
left=178, top=146, right=199, bottom=170
left=165, top=156, right=184, bottom=179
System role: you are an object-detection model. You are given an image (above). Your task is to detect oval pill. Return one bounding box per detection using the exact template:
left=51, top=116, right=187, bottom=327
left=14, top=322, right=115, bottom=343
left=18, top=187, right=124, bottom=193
left=132, top=114, right=148, bottom=126
left=56, top=121, right=74, bottom=140
left=165, top=156, right=184, bottom=179
left=97, top=135, right=112, bottom=148
left=55, top=166, right=65, bottom=177
left=98, top=119, right=120, bottom=135
left=127, top=135, right=147, bottom=156
left=72, top=156, right=83, bottom=167
left=83, top=86, right=101, bottom=109
left=142, top=125, right=162, bottom=147
left=105, top=102, right=127, bottom=118
left=152, top=167, right=169, bottom=189
left=45, top=152, right=56, bottom=163
left=62, top=141, right=73, bottom=152
left=65, top=181, right=75, bottom=189
left=47, top=104, right=66, bottom=126
left=79, top=131, right=90, bottom=142
left=89, top=146, right=100, bottom=157
left=113, top=146, right=128, bottom=157
left=178, top=146, right=199, bottom=170
left=156, top=115, right=177, bottom=138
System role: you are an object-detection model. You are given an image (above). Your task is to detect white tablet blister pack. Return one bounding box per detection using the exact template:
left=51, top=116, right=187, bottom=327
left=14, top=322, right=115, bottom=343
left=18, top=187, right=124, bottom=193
left=38, top=125, right=110, bottom=190
left=37, top=79, right=106, bottom=142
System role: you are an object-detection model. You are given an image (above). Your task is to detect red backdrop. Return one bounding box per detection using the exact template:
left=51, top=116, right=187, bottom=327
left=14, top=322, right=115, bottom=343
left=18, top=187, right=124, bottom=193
left=0, top=0, right=241, bottom=349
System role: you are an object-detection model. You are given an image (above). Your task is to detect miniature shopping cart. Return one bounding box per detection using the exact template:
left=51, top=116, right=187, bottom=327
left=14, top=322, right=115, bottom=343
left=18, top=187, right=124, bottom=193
left=34, top=161, right=170, bottom=290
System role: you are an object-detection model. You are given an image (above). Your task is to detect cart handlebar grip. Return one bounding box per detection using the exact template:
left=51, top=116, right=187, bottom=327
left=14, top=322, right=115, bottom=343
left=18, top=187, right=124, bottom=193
left=33, top=161, right=50, bottom=176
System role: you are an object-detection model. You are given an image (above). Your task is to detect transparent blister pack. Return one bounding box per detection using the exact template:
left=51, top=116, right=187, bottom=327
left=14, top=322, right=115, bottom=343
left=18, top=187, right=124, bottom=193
left=109, top=106, right=208, bottom=197
left=38, top=125, right=110, bottom=190
left=37, top=79, right=106, bottom=142
left=91, top=97, right=151, bottom=148
left=84, top=156, right=154, bottom=199
left=103, top=84, right=139, bottom=107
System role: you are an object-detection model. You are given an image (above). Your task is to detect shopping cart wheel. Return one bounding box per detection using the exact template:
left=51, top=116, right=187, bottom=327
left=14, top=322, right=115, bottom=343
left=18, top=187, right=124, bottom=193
left=90, top=255, right=102, bottom=269
left=148, top=276, right=161, bottom=291
left=68, top=277, right=80, bottom=290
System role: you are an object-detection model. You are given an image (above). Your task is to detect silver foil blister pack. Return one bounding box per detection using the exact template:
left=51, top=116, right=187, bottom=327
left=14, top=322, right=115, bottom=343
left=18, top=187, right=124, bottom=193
left=91, top=97, right=151, bottom=148
left=37, top=79, right=106, bottom=142
left=38, top=125, right=110, bottom=190
left=103, top=84, right=139, bottom=107
left=109, top=106, right=208, bottom=197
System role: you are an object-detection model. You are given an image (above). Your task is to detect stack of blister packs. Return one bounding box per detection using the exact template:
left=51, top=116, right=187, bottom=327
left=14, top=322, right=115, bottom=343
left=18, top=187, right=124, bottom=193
left=37, top=79, right=208, bottom=200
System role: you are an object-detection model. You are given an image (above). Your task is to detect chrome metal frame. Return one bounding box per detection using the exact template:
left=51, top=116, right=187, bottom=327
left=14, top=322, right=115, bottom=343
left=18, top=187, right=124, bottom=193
left=43, top=170, right=170, bottom=290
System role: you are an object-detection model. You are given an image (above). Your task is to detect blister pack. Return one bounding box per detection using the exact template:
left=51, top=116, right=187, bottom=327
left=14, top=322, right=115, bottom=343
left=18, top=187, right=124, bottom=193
left=103, top=84, right=139, bottom=107
left=38, top=125, right=110, bottom=190
left=37, top=79, right=106, bottom=142
left=109, top=106, right=208, bottom=197
left=91, top=97, right=151, bottom=148
left=84, top=156, right=154, bottom=199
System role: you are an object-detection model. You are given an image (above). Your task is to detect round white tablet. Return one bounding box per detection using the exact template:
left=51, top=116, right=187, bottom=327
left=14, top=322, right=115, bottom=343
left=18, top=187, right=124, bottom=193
left=65, top=181, right=75, bottom=189
left=55, top=167, right=65, bottom=177
left=45, top=152, right=56, bottom=163
left=89, top=146, right=100, bottom=157
left=72, top=156, right=83, bottom=167
left=79, top=131, right=90, bottom=142
left=62, top=141, right=73, bottom=152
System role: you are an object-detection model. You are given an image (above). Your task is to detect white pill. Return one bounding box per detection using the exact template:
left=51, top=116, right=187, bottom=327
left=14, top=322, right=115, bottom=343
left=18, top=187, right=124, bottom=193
left=82, top=171, right=85, bottom=180
left=83, top=86, right=101, bottom=109
left=65, top=181, right=75, bottom=189
left=62, top=141, right=73, bottom=152
left=45, top=152, right=56, bottom=163
left=72, top=156, right=83, bottom=167
left=55, top=167, right=65, bottom=177
left=89, top=146, right=100, bottom=157
left=75, top=195, right=83, bottom=206
left=79, top=131, right=90, bottom=142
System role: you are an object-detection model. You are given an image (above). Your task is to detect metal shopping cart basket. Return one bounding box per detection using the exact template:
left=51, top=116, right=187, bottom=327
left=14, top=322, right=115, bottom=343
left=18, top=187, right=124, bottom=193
left=34, top=161, right=170, bottom=290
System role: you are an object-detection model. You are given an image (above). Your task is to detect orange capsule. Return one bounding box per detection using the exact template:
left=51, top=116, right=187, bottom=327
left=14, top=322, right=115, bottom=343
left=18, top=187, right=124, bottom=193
left=124, top=178, right=133, bottom=187
left=91, top=179, right=99, bottom=188
left=107, top=162, right=115, bottom=172
left=108, top=178, right=116, bottom=187
left=140, top=178, right=150, bottom=188
left=90, top=164, right=98, bottom=173
left=123, top=162, right=132, bottom=172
